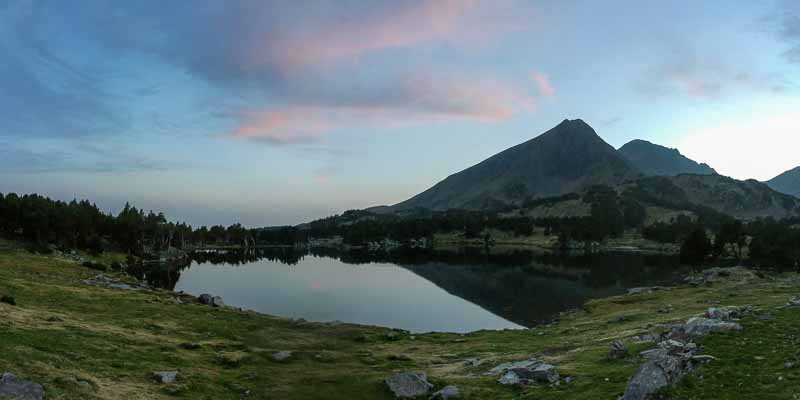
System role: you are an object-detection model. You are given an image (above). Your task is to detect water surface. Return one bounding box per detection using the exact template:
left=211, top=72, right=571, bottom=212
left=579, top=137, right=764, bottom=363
left=133, top=248, right=684, bottom=333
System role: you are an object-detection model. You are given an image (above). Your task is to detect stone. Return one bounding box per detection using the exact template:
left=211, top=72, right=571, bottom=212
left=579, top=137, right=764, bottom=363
left=640, top=348, right=669, bottom=360
left=271, top=351, right=293, bottom=361
left=683, top=317, right=742, bottom=337
left=211, top=296, right=225, bottom=308
left=487, top=359, right=542, bottom=375
left=463, top=358, right=483, bottom=367
left=609, top=340, right=628, bottom=359
left=152, top=371, right=179, bottom=384
left=384, top=373, right=433, bottom=398
left=0, top=373, right=44, bottom=400
left=431, top=385, right=460, bottom=399
left=198, top=294, right=213, bottom=305
left=497, top=363, right=559, bottom=385
left=706, top=307, right=738, bottom=321
left=621, top=356, right=685, bottom=400
left=657, top=306, right=673, bottom=314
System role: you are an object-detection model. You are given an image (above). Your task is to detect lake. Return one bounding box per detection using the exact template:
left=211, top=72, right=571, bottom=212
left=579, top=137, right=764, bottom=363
left=130, top=248, right=685, bottom=333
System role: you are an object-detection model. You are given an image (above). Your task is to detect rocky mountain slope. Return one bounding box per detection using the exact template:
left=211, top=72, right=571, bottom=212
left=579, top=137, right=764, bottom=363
left=618, top=139, right=716, bottom=177
left=766, top=166, right=800, bottom=198
left=389, top=119, right=641, bottom=211
left=622, top=174, right=800, bottom=220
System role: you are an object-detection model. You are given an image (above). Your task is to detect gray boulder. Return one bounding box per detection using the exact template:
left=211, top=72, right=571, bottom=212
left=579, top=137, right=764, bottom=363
left=198, top=294, right=213, bottom=305
left=211, top=296, right=225, bottom=308
left=498, top=363, right=559, bottom=385
left=0, top=373, right=44, bottom=400
left=384, top=372, right=433, bottom=398
left=487, top=359, right=542, bottom=375
left=609, top=340, right=628, bottom=359
left=683, top=317, right=742, bottom=337
left=271, top=351, right=293, bottom=361
left=152, top=371, right=178, bottom=384
left=621, top=356, right=686, bottom=400
left=431, top=385, right=460, bottom=399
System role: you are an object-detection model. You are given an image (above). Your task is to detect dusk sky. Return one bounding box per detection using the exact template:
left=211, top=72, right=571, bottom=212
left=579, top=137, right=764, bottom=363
left=2, top=0, right=800, bottom=227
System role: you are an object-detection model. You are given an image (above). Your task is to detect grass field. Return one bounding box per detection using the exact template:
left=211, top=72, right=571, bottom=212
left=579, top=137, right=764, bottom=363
left=1, top=242, right=799, bottom=399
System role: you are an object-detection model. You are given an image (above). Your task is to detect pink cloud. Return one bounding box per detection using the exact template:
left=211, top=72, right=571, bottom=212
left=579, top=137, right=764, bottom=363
left=250, top=0, right=481, bottom=70
left=228, top=73, right=535, bottom=143
left=530, top=72, right=555, bottom=97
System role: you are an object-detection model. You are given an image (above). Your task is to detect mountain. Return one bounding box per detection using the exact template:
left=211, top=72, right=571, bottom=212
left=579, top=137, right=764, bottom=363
left=625, top=174, right=800, bottom=220
left=389, top=119, right=641, bottom=211
left=618, top=139, right=716, bottom=177
left=766, top=167, right=800, bottom=198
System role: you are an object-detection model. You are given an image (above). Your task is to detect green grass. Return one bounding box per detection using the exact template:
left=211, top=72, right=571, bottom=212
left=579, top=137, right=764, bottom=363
left=0, top=243, right=799, bottom=399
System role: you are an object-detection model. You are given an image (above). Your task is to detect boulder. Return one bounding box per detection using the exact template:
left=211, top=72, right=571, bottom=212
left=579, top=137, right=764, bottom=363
left=683, top=317, right=742, bottom=337
left=271, top=351, right=293, bottom=361
left=198, top=294, right=213, bottom=305
left=706, top=307, right=739, bottom=321
left=211, top=296, right=225, bottom=308
left=431, top=385, right=460, bottom=399
left=384, top=372, right=433, bottom=398
left=609, top=340, right=628, bottom=359
left=0, top=373, right=44, bottom=400
left=621, top=356, right=686, bottom=400
left=152, top=371, right=178, bottom=384
left=497, top=363, right=559, bottom=385
left=487, top=359, right=542, bottom=375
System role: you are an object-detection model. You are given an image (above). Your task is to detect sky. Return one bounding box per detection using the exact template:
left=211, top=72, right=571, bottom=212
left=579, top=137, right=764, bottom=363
left=2, top=0, right=800, bottom=227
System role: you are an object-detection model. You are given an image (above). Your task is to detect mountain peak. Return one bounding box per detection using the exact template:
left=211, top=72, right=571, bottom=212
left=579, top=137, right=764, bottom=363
left=766, top=166, right=800, bottom=198
left=388, top=119, right=639, bottom=211
left=618, top=139, right=716, bottom=177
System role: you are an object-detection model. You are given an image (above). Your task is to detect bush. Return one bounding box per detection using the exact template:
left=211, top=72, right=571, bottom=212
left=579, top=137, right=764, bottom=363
left=1, top=295, right=16, bottom=306
left=82, top=261, right=108, bottom=272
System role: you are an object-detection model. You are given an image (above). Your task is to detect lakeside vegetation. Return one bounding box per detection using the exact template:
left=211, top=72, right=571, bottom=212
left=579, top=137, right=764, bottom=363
left=1, top=240, right=799, bottom=399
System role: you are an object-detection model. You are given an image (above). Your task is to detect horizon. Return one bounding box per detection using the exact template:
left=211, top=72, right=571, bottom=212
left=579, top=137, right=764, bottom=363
left=2, top=1, right=800, bottom=227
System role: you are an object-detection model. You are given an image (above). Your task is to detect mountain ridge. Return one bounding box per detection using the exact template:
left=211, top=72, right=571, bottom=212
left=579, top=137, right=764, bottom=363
left=766, top=166, right=800, bottom=198
left=618, top=139, right=717, bottom=177
left=388, top=119, right=641, bottom=211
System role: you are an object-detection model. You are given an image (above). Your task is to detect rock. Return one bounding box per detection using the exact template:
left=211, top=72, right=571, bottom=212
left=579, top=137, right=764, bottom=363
left=180, top=342, right=202, bottom=350
left=706, top=307, right=740, bottom=321
left=755, top=312, right=774, bottom=320
left=628, top=286, right=664, bottom=295
left=497, top=363, right=559, bottom=385
left=683, top=317, right=742, bottom=337
left=786, top=297, right=800, bottom=307
left=657, top=306, right=673, bottom=314
left=0, top=373, right=44, bottom=400
left=633, top=333, right=659, bottom=343
left=384, top=372, right=433, bottom=398
left=463, top=358, right=483, bottom=367
left=621, top=356, right=686, bottom=400
left=211, top=296, right=225, bottom=308
left=384, top=331, right=401, bottom=341
left=487, top=359, right=542, bottom=375
left=271, top=351, right=293, bottom=361
left=640, top=348, right=670, bottom=360
left=198, top=294, right=213, bottom=305
left=609, top=340, right=628, bottom=359
left=431, top=385, right=460, bottom=399
left=152, top=371, right=178, bottom=384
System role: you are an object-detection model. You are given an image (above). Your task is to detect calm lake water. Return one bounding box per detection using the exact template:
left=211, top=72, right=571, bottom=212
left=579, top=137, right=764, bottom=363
left=132, top=248, right=684, bottom=333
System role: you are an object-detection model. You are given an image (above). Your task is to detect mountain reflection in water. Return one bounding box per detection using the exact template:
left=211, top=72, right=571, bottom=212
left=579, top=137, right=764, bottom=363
left=130, top=247, right=685, bottom=332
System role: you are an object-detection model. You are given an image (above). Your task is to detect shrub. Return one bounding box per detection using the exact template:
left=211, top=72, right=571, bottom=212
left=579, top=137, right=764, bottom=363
left=82, top=261, right=109, bottom=272
left=1, top=295, right=16, bottom=306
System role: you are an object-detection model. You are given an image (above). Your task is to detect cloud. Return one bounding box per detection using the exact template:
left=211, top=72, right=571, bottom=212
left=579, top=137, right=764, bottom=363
left=530, top=72, right=555, bottom=97
left=635, top=47, right=794, bottom=99
left=259, top=0, right=481, bottom=70
left=228, top=74, right=535, bottom=143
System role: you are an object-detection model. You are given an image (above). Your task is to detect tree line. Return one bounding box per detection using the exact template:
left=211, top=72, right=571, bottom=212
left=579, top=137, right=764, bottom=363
left=0, top=193, right=262, bottom=255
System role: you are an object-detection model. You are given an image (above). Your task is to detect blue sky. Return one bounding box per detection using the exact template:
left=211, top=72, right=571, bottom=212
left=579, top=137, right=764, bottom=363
left=2, top=0, right=800, bottom=226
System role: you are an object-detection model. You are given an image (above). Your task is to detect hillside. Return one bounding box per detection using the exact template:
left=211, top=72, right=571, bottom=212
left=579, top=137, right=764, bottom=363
left=389, top=119, right=640, bottom=211
left=624, top=174, right=800, bottom=220
left=766, top=166, right=800, bottom=198
left=618, top=140, right=716, bottom=177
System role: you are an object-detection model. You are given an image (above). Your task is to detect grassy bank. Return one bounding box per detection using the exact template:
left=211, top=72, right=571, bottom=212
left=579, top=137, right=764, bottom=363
left=1, top=243, right=798, bottom=399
